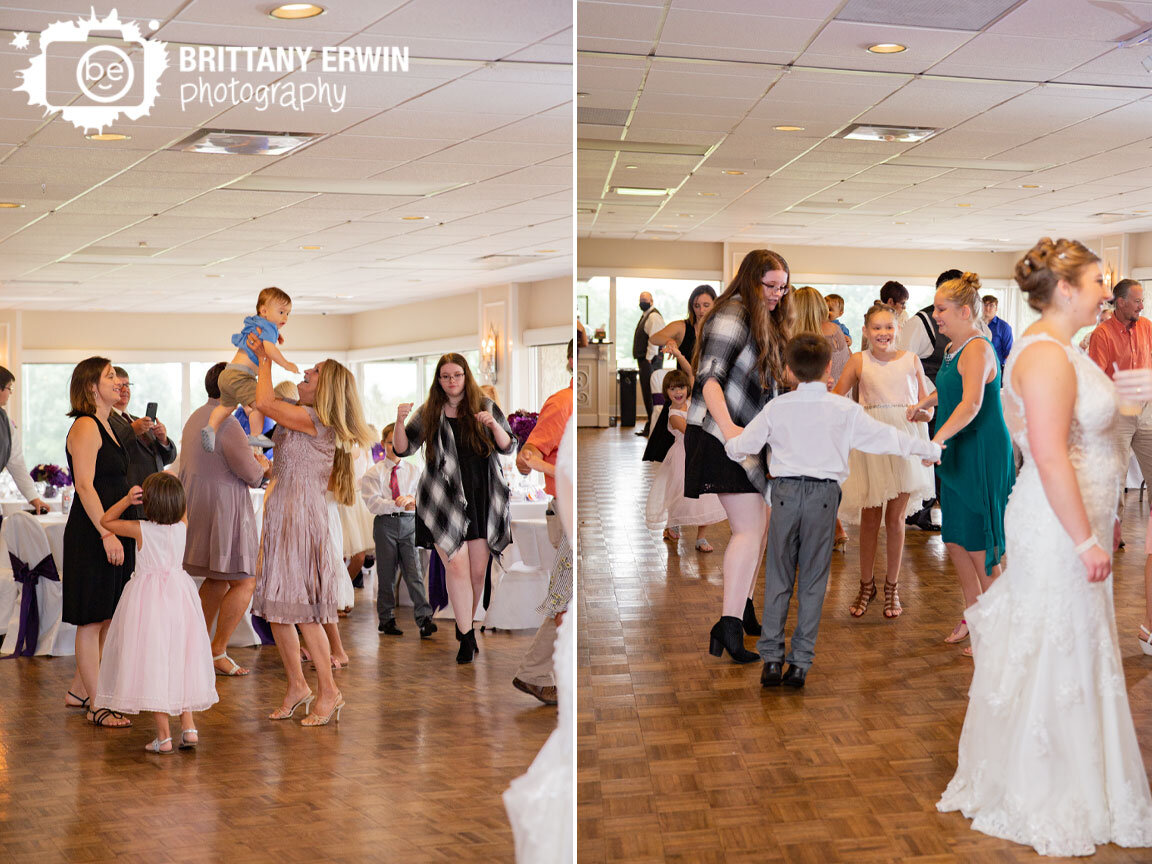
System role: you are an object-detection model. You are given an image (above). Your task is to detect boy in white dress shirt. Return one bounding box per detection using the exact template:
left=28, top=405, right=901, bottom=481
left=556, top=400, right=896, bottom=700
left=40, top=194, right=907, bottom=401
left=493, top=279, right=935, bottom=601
left=361, top=422, right=436, bottom=638
left=725, top=334, right=941, bottom=688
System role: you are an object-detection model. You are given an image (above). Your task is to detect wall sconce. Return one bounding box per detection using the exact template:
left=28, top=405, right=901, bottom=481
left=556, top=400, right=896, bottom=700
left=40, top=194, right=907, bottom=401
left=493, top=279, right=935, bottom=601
left=481, top=322, right=499, bottom=383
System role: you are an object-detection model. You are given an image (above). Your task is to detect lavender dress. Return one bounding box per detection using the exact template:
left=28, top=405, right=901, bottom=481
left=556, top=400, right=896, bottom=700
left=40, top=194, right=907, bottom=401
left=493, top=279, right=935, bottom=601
left=251, top=406, right=341, bottom=624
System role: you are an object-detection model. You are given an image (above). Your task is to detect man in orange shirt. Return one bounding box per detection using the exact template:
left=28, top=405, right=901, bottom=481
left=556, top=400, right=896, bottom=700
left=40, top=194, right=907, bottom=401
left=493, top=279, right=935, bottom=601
left=511, top=340, right=574, bottom=705
left=1088, top=278, right=1152, bottom=548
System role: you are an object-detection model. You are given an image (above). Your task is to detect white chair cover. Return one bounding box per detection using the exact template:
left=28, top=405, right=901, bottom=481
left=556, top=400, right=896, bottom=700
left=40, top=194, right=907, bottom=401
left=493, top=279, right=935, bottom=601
left=483, top=519, right=550, bottom=631
left=2, top=511, right=74, bottom=656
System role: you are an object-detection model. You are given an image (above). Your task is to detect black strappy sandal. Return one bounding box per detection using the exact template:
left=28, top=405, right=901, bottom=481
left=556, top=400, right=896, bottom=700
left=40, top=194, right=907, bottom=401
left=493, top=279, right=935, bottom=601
left=87, top=707, right=132, bottom=728
left=65, top=690, right=89, bottom=710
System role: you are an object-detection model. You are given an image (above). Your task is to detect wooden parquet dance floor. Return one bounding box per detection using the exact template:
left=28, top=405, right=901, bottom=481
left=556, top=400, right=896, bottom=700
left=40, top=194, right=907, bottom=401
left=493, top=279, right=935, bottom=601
left=0, top=592, right=556, bottom=863
left=577, top=426, right=1152, bottom=864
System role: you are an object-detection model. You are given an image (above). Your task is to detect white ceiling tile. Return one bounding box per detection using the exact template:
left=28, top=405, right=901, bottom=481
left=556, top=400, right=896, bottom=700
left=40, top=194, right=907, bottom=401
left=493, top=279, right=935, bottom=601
left=799, top=21, right=977, bottom=74
left=927, top=33, right=1114, bottom=80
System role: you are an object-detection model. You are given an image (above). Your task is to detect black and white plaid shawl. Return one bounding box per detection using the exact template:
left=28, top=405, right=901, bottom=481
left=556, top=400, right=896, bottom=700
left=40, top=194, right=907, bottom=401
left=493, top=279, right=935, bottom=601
left=687, top=297, right=775, bottom=492
left=397, top=399, right=514, bottom=560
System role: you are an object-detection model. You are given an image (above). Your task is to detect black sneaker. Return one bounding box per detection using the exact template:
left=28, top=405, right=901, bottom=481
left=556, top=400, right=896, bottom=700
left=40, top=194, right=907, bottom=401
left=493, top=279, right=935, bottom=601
left=418, top=619, right=438, bottom=639
left=378, top=620, right=403, bottom=636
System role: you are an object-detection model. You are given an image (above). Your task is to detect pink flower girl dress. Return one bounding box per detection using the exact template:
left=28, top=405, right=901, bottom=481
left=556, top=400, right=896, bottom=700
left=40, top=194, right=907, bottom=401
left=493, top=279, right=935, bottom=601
left=96, top=520, right=218, bottom=715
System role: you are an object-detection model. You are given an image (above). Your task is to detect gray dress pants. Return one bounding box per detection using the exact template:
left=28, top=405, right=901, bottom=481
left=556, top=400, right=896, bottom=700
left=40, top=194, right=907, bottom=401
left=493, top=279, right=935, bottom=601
left=374, top=513, right=432, bottom=625
left=756, top=476, right=840, bottom=669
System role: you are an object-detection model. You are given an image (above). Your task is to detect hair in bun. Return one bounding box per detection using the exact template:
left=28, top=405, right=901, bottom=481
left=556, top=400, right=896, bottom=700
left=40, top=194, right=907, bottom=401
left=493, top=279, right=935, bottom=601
left=1014, top=238, right=1100, bottom=312
left=937, top=271, right=982, bottom=320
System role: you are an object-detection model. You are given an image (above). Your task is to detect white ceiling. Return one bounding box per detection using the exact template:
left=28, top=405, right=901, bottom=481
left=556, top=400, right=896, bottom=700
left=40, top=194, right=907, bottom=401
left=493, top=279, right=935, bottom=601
left=577, top=0, right=1152, bottom=252
left=0, top=0, right=572, bottom=312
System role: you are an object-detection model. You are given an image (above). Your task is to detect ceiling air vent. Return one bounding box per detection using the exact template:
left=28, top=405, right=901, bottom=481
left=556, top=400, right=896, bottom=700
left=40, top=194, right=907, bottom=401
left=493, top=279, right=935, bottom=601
left=840, top=124, right=939, bottom=143
left=835, top=0, right=1020, bottom=31
left=578, top=107, right=630, bottom=126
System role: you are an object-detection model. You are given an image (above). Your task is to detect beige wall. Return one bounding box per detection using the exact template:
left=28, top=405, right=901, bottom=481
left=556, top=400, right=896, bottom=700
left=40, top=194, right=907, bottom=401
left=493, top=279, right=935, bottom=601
left=21, top=311, right=352, bottom=353
left=724, top=242, right=1019, bottom=282
left=578, top=237, right=1021, bottom=282
left=520, top=276, right=573, bottom=331
left=578, top=238, right=724, bottom=274
left=348, top=295, right=477, bottom=351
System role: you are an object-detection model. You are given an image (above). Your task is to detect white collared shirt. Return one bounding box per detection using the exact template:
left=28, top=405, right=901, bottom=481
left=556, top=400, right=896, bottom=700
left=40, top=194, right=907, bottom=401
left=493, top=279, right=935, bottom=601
left=725, top=382, right=941, bottom=484
left=4, top=412, right=38, bottom=502
left=360, top=457, right=420, bottom=515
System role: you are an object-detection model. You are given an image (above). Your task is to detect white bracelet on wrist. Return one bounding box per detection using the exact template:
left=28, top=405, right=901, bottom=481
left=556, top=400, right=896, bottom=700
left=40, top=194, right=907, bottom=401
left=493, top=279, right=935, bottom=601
left=1074, top=534, right=1099, bottom=555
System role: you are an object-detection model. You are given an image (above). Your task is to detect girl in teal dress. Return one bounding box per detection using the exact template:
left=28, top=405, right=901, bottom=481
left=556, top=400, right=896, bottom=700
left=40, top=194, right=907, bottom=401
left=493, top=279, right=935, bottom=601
left=909, top=272, right=1015, bottom=654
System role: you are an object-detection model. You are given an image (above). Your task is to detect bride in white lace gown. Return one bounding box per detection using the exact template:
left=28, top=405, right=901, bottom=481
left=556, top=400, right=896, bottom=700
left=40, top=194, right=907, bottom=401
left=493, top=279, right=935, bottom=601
left=938, top=237, right=1152, bottom=857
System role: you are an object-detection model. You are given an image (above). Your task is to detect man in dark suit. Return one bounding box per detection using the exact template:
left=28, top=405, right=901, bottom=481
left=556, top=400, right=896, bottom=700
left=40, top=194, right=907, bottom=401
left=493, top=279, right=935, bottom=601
left=109, top=366, right=177, bottom=488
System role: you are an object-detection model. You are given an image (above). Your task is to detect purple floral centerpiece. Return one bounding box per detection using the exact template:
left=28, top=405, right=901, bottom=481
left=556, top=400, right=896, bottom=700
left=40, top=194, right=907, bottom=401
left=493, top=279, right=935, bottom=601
left=507, top=411, right=538, bottom=449
left=31, top=464, right=71, bottom=498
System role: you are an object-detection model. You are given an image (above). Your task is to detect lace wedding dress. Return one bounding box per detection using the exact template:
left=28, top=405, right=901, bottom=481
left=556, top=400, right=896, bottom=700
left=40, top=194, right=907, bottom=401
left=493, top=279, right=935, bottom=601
left=938, top=333, right=1152, bottom=856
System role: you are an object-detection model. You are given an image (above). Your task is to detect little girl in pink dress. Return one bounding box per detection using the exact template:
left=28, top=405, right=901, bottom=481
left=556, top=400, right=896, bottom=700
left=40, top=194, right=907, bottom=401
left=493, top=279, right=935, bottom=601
left=95, top=473, right=218, bottom=754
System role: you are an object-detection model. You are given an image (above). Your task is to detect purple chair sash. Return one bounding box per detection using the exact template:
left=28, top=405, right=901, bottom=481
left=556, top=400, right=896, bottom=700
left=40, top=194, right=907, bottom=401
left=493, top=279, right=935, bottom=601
left=249, top=614, right=276, bottom=646
left=4, top=551, right=59, bottom=658
left=428, top=550, right=448, bottom=613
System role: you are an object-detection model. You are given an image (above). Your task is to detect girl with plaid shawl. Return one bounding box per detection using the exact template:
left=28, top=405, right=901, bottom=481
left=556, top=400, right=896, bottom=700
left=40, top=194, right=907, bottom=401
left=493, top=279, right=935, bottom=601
left=686, top=249, right=790, bottom=663
left=394, top=353, right=515, bottom=664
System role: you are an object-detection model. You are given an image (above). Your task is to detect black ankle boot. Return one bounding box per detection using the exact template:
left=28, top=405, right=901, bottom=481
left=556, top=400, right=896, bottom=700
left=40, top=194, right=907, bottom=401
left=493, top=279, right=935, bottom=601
left=743, top=598, right=761, bottom=636
left=455, top=625, right=477, bottom=664
left=708, top=616, right=758, bottom=663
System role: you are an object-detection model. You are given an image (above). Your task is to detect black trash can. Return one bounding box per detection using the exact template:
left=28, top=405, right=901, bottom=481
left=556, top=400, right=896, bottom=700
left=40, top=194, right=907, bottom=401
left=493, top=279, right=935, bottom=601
left=617, top=368, right=638, bottom=426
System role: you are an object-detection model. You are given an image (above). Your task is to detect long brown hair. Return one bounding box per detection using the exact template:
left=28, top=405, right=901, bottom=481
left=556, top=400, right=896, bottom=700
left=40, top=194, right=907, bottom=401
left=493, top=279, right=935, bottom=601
left=420, top=354, right=493, bottom=464
left=693, top=249, right=790, bottom=387
left=313, top=360, right=375, bottom=506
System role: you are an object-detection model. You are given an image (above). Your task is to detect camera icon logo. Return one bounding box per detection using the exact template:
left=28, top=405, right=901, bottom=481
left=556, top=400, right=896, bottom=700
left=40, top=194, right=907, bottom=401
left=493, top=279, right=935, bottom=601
left=15, top=9, right=168, bottom=133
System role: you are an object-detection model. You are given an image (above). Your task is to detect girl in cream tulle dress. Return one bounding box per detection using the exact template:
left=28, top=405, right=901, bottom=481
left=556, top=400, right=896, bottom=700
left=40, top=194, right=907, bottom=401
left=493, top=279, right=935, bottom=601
left=833, top=305, right=934, bottom=619
left=95, top=473, right=218, bottom=754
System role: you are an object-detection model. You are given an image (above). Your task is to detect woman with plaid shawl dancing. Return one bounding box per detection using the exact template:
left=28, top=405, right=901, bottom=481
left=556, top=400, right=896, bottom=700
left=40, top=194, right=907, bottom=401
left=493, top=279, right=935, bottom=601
left=394, top=354, right=515, bottom=664
left=685, top=249, right=790, bottom=663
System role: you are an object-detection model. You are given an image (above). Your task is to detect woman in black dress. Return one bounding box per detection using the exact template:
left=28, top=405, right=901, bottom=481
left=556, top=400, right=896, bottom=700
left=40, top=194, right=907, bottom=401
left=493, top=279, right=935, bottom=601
left=643, top=285, right=718, bottom=465
left=684, top=250, right=789, bottom=662
left=393, top=354, right=515, bottom=664
left=61, top=357, right=135, bottom=727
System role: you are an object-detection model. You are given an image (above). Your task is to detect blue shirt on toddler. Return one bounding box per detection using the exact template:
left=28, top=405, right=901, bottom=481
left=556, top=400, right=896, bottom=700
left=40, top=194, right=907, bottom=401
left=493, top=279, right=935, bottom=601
left=832, top=318, right=850, bottom=339
left=232, top=315, right=280, bottom=366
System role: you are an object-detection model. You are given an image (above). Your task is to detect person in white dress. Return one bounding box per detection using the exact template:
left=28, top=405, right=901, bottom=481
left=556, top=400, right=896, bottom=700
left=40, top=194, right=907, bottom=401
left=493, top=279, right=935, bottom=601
left=938, top=236, right=1152, bottom=856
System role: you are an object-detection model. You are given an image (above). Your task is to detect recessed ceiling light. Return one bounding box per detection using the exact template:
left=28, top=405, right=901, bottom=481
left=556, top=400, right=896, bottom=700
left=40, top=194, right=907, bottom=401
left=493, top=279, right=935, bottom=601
left=956, top=203, right=973, bottom=207
left=612, top=186, right=670, bottom=197
left=774, top=125, right=805, bottom=132
left=677, top=213, right=694, bottom=218
left=1020, top=184, right=1041, bottom=188
left=624, top=164, right=638, bottom=170
left=535, top=249, right=558, bottom=253
left=868, top=43, right=907, bottom=54
left=86, top=132, right=130, bottom=141
left=401, top=215, right=427, bottom=220
left=335, top=294, right=354, bottom=299
left=299, top=245, right=322, bottom=250
left=697, top=192, right=719, bottom=197
left=722, top=170, right=745, bottom=175
left=0, top=202, right=24, bottom=208
left=269, top=4, right=324, bottom=20
left=577, top=91, right=590, bottom=98
left=205, top=274, right=222, bottom=278
left=894, top=221, right=906, bottom=224
left=577, top=207, right=596, bottom=214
